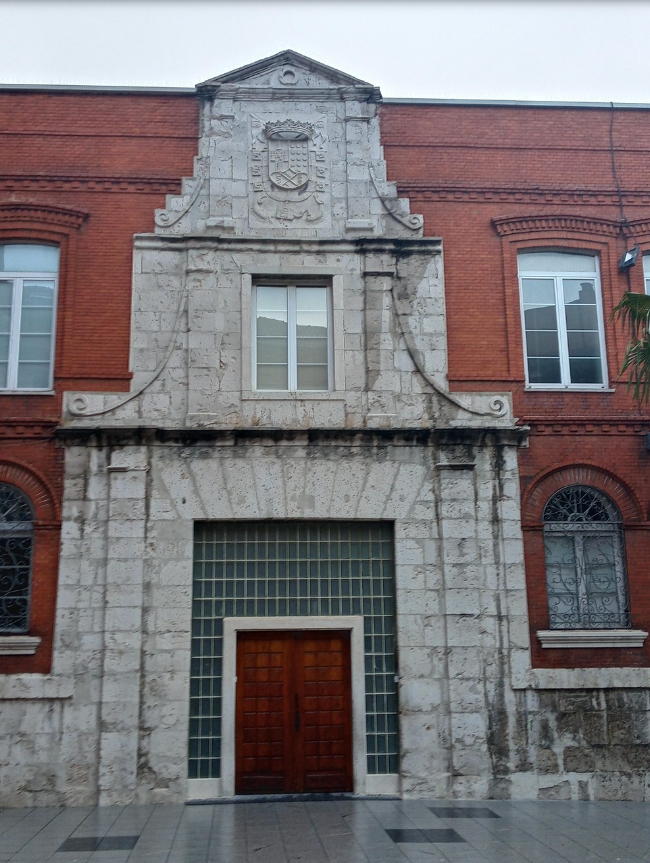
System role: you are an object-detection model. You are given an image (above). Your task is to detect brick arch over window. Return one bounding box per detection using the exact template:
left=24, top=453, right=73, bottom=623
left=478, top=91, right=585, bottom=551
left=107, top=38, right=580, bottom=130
left=0, top=462, right=59, bottom=524
left=523, top=464, right=643, bottom=527
left=0, top=202, right=87, bottom=233
left=0, top=202, right=88, bottom=384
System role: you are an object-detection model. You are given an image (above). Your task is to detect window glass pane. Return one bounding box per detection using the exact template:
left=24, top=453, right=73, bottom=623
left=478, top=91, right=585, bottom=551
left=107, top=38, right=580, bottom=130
left=256, top=313, right=287, bottom=337
left=563, top=279, right=596, bottom=305
left=296, top=287, right=327, bottom=311
left=16, top=362, right=50, bottom=389
left=256, top=337, right=288, bottom=363
left=297, top=364, right=328, bottom=390
left=0, top=280, right=12, bottom=307
left=20, top=307, right=53, bottom=334
left=525, top=330, right=559, bottom=358
left=567, top=331, right=601, bottom=358
left=0, top=245, right=59, bottom=273
left=22, top=281, right=54, bottom=308
left=544, top=533, right=580, bottom=628
left=297, top=337, right=328, bottom=364
left=18, top=334, right=51, bottom=362
left=0, top=282, right=12, bottom=387
left=0, top=535, right=32, bottom=633
left=296, top=311, right=327, bottom=338
left=0, top=308, right=12, bottom=336
left=582, top=534, right=621, bottom=624
left=256, top=364, right=288, bottom=390
left=256, top=286, right=287, bottom=311
left=568, top=358, right=603, bottom=385
left=518, top=252, right=597, bottom=273
left=565, top=305, right=598, bottom=331
left=521, top=278, right=555, bottom=306
left=527, top=357, right=562, bottom=384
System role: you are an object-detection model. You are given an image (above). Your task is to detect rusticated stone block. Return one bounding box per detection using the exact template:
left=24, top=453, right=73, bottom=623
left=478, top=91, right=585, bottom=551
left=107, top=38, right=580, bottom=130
left=535, top=748, right=559, bottom=774
left=538, top=780, right=572, bottom=800
left=563, top=746, right=595, bottom=773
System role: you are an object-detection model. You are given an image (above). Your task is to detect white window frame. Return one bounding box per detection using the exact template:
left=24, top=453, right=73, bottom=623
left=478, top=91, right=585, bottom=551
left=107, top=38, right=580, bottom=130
left=0, top=252, right=58, bottom=393
left=643, top=253, right=650, bottom=295
left=518, top=253, right=608, bottom=390
left=252, top=280, right=333, bottom=392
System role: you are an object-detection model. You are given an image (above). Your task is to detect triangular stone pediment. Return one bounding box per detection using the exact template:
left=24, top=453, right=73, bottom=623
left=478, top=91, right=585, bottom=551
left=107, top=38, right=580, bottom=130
left=196, top=49, right=381, bottom=101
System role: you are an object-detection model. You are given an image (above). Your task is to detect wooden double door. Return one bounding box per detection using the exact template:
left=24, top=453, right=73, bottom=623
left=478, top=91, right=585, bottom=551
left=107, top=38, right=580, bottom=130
left=235, top=630, right=353, bottom=794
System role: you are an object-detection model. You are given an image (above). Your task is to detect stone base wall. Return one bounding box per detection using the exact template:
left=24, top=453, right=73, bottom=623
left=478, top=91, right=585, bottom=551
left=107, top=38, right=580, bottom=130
left=2, top=430, right=649, bottom=805
left=505, top=689, right=650, bottom=801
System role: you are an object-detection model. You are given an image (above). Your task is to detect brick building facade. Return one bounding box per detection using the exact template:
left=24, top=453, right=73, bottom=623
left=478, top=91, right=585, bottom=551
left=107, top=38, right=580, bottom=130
left=0, top=51, right=649, bottom=804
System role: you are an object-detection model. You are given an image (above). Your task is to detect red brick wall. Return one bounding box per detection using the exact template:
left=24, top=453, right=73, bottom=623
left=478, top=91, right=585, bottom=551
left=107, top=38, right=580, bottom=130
left=4, top=90, right=650, bottom=674
left=0, top=89, right=198, bottom=671
left=381, top=102, right=650, bottom=668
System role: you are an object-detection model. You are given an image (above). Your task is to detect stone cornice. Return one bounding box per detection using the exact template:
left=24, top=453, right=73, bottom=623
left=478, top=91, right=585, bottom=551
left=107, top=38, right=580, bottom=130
left=55, top=425, right=527, bottom=448
left=492, top=214, right=621, bottom=237
left=0, top=175, right=180, bottom=194
left=133, top=234, right=443, bottom=254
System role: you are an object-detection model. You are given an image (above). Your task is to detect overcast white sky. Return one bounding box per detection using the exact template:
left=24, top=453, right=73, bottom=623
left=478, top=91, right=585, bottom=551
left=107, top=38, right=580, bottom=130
left=1, top=0, right=649, bottom=102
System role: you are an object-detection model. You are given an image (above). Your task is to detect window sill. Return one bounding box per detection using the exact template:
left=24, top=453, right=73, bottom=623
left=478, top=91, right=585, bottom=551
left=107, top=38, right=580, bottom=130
left=538, top=629, right=648, bottom=649
left=524, top=386, right=615, bottom=393
left=0, top=390, right=55, bottom=396
left=242, top=391, right=346, bottom=401
left=0, top=635, right=42, bottom=655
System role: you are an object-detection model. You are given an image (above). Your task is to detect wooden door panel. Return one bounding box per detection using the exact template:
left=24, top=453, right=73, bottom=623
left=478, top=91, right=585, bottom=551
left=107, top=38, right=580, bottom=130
left=299, top=633, right=352, bottom=792
left=236, top=633, right=292, bottom=793
left=235, top=630, right=353, bottom=795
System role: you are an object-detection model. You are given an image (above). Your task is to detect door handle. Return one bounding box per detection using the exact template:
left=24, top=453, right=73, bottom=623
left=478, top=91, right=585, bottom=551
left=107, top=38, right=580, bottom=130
left=295, top=694, right=300, bottom=732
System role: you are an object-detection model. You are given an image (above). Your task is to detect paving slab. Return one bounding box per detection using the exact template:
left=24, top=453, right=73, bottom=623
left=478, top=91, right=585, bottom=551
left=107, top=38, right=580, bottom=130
left=0, top=800, right=648, bottom=863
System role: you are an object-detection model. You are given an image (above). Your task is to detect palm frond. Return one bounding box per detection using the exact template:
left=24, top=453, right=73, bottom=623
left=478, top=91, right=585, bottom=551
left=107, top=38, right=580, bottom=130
left=620, top=337, right=650, bottom=403
left=612, top=292, right=650, bottom=340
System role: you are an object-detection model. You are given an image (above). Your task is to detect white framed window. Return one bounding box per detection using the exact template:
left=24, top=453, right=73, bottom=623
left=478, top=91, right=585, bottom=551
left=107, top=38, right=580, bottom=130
left=0, top=244, right=59, bottom=391
left=518, top=251, right=607, bottom=388
left=643, top=254, right=650, bottom=294
left=253, top=282, right=331, bottom=391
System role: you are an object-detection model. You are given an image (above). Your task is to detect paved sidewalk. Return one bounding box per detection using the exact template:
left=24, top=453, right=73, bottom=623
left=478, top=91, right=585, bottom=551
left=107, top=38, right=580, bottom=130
left=0, top=798, right=649, bottom=863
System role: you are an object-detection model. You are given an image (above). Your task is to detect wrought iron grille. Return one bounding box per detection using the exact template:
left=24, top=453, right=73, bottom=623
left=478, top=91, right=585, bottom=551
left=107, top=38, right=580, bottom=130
left=543, top=485, right=630, bottom=629
left=0, top=483, right=34, bottom=633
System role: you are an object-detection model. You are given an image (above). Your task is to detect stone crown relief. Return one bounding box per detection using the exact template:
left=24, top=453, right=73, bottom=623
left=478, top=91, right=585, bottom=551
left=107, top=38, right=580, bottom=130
left=153, top=49, right=422, bottom=239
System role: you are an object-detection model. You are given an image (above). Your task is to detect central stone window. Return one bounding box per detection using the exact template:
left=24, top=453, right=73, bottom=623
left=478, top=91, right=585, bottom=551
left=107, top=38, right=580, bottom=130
left=253, top=280, right=331, bottom=391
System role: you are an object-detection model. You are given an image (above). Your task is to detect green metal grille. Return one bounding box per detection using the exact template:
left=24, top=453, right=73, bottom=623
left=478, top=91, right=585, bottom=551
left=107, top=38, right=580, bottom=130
left=189, top=521, right=398, bottom=780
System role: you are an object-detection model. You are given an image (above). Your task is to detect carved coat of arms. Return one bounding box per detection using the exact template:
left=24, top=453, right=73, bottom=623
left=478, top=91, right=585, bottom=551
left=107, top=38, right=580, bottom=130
left=251, top=118, right=327, bottom=224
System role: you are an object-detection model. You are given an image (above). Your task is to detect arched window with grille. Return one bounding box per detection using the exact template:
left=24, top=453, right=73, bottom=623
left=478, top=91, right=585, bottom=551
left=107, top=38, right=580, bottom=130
left=543, top=485, right=631, bottom=630
left=0, top=483, right=34, bottom=633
